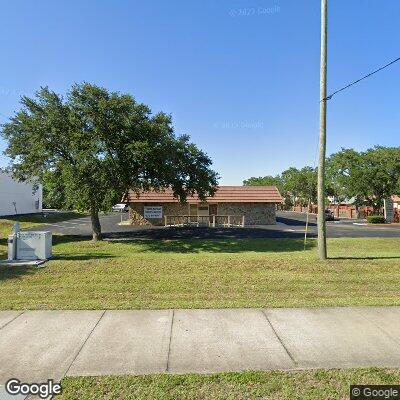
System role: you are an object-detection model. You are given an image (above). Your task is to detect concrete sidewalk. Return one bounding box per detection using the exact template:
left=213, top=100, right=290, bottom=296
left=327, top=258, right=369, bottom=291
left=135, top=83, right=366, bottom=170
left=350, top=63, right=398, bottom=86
left=1, top=307, right=400, bottom=384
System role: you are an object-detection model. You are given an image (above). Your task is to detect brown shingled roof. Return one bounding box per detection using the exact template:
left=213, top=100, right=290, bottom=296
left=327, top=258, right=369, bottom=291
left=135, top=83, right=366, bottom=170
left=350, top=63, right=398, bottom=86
left=127, top=186, right=283, bottom=204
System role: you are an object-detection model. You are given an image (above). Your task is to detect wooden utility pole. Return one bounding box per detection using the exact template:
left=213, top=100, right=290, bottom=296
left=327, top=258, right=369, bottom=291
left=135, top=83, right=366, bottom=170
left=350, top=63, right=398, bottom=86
left=317, top=0, right=328, bottom=260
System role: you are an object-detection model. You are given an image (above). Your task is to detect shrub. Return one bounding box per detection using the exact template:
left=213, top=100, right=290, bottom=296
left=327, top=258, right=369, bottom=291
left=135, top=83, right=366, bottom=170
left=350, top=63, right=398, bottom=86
left=367, top=215, right=386, bottom=224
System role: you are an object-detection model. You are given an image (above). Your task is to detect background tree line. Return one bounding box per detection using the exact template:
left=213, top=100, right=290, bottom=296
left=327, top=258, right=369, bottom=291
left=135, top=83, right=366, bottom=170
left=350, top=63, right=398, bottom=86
left=244, top=146, right=400, bottom=213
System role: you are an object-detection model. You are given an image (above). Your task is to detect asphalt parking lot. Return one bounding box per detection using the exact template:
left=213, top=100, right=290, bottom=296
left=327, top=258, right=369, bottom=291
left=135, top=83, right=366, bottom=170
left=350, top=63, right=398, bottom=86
left=31, top=211, right=400, bottom=239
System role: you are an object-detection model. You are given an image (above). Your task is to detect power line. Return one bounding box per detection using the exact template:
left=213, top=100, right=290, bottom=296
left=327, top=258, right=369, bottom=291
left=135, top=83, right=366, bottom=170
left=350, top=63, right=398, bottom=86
left=323, top=56, right=400, bottom=101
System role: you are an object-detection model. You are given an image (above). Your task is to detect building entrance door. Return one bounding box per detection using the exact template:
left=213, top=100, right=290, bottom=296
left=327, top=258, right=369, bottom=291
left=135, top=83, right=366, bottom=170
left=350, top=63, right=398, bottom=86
left=197, top=203, right=209, bottom=226
left=209, top=204, right=218, bottom=216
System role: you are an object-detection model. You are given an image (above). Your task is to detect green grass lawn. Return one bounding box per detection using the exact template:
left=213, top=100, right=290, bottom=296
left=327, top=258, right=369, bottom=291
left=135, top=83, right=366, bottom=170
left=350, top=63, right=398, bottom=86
left=2, top=217, right=400, bottom=399
left=1, top=220, right=400, bottom=309
left=58, top=368, right=400, bottom=399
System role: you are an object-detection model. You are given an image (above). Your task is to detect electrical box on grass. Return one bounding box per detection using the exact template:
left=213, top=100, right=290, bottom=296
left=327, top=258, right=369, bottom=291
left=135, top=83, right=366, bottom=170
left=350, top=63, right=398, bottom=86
left=8, top=229, right=52, bottom=261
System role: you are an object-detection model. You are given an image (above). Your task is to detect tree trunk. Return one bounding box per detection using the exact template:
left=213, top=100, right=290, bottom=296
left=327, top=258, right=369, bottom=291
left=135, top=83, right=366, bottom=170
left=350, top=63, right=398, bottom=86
left=91, top=208, right=102, bottom=241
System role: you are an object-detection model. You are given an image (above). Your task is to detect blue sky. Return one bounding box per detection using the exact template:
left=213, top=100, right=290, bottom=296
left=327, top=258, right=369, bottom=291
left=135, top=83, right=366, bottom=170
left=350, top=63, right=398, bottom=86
left=0, top=0, right=399, bottom=184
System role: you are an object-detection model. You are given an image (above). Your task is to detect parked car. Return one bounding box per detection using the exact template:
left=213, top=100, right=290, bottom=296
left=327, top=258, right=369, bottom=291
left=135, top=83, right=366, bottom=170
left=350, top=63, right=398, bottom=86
left=112, top=203, right=129, bottom=212
left=325, top=209, right=334, bottom=221
left=316, top=209, right=335, bottom=221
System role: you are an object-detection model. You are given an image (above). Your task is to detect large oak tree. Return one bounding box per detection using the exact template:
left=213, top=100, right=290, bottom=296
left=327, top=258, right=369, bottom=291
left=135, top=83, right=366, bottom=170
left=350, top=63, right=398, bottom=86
left=2, top=83, right=218, bottom=240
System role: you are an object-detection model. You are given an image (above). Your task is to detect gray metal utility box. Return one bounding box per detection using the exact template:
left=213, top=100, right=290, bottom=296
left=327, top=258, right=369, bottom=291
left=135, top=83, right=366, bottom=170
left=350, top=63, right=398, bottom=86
left=8, top=231, right=52, bottom=260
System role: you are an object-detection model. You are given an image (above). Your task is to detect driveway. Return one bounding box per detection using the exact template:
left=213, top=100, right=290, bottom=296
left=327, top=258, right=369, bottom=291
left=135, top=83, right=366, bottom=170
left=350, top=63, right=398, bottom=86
left=277, top=211, right=400, bottom=238
left=30, top=211, right=400, bottom=239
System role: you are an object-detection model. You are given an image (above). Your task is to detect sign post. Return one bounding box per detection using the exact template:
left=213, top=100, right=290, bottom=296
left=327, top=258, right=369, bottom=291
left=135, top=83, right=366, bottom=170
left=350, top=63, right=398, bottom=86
left=384, top=198, right=394, bottom=223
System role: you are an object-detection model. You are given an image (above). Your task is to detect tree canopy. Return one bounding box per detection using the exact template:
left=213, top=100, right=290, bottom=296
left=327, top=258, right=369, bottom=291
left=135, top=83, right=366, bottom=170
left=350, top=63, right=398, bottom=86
left=327, top=146, right=400, bottom=211
left=244, top=146, right=400, bottom=213
left=243, top=175, right=284, bottom=193
left=244, top=166, right=317, bottom=207
left=2, top=83, right=218, bottom=239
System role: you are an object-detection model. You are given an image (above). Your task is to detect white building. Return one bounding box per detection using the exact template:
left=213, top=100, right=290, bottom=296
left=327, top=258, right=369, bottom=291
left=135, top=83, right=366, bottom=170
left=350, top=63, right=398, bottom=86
left=0, top=172, right=43, bottom=216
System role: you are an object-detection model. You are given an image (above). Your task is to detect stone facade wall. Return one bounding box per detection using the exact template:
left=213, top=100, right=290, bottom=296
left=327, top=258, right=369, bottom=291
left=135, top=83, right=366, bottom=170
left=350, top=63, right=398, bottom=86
left=129, top=202, right=276, bottom=226
left=217, top=203, right=276, bottom=225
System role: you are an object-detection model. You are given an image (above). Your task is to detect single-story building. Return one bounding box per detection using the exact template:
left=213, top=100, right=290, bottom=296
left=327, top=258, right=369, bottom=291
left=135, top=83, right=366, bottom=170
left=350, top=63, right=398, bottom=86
left=126, top=186, right=282, bottom=226
left=0, top=172, right=43, bottom=216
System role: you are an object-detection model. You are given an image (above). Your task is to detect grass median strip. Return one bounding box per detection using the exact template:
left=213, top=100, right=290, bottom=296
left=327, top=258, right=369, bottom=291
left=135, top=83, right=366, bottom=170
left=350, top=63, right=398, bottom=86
left=1, top=234, right=400, bottom=310
left=58, top=368, right=400, bottom=399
